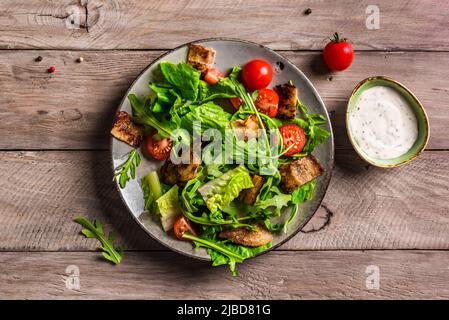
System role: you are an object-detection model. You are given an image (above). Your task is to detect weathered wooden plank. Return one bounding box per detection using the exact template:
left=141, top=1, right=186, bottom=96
left=0, top=0, right=448, bottom=50
left=1, top=251, right=449, bottom=299
left=1, top=150, right=448, bottom=251
left=0, top=50, right=447, bottom=149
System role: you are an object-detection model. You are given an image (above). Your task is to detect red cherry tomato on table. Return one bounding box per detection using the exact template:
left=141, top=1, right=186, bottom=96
left=323, top=32, right=354, bottom=71
left=203, top=68, right=224, bottom=85
left=242, top=59, right=273, bottom=91
left=230, top=97, right=243, bottom=110
left=279, top=124, right=307, bottom=156
left=254, top=88, right=279, bottom=118
left=173, top=215, right=197, bottom=240
left=145, top=131, right=172, bottom=161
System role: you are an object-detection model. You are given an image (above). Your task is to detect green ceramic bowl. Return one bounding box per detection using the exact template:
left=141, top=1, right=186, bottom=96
left=346, top=76, right=430, bottom=168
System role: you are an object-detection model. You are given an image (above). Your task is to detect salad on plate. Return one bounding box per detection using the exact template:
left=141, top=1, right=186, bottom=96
left=111, top=43, right=330, bottom=275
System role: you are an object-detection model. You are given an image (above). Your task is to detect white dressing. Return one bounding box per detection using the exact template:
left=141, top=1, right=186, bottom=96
left=348, top=86, right=418, bottom=160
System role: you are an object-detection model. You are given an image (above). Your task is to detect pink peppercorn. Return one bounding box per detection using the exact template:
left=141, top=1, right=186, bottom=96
left=48, top=66, right=56, bottom=73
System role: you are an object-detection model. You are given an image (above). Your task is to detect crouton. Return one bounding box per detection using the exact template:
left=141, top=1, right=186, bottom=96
left=239, top=175, right=264, bottom=205
left=110, top=111, right=144, bottom=147
left=160, top=151, right=200, bottom=186
left=187, top=44, right=216, bottom=73
left=219, top=224, right=272, bottom=247
left=280, top=156, right=323, bottom=193
left=275, top=83, right=298, bottom=120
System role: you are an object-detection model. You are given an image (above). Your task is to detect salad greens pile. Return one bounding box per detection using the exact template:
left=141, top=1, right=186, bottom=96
left=113, top=60, right=330, bottom=275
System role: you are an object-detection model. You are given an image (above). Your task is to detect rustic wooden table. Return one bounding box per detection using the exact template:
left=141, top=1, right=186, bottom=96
left=1, top=0, right=448, bottom=299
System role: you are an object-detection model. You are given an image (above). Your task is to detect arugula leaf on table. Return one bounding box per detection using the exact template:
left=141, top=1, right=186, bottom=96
left=159, top=61, right=201, bottom=101
left=74, top=217, right=124, bottom=265
left=113, top=149, right=141, bottom=189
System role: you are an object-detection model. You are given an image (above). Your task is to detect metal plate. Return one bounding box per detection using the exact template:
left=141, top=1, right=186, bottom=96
left=111, top=38, right=334, bottom=261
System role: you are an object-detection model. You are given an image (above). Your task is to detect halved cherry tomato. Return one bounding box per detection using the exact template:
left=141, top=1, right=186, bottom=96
left=173, top=215, right=197, bottom=240
left=242, top=59, right=273, bottom=91
left=254, top=88, right=279, bottom=118
left=203, top=68, right=224, bottom=85
left=279, top=124, right=307, bottom=156
left=145, top=131, right=172, bottom=161
left=230, top=97, right=243, bottom=109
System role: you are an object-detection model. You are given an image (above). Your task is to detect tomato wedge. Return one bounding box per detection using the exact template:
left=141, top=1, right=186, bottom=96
left=145, top=131, right=172, bottom=161
left=279, top=124, right=307, bottom=156
left=203, top=68, right=224, bottom=85
left=173, top=215, right=197, bottom=240
left=254, top=88, right=279, bottom=118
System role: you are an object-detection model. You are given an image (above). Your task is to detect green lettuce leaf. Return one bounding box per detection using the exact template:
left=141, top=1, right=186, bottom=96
left=128, top=93, right=174, bottom=138
left=156, top=185, right=182, bottom=231
left=254, top=193, right=291, bottom=216
left=207, top=241, right=271, bottom=276
left=185, top=224, right=271, bottom=276
left=181, top=101, right=231, bottom=134
left=291, top=180, right=316, bottom=204
left=197, top=165, right=253, bottom=213
left=159, top=61, right=200, bottom=101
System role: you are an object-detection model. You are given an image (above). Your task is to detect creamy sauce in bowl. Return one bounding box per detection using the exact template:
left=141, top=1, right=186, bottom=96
left=348, top=86, right=418, bottom=160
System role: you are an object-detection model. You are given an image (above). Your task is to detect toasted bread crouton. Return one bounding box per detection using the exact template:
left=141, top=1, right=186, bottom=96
left=187, top=44, right=216, bottom=73
left=110, top=111, right=144, bottom=147
left=232, top=115, right=261, bottom=141
left=280, top=156, right=323, bottom=193
left=239, top=175, right=264, bottom=205
left=160, top=151, right=200, bottom=186
left=219, top=224, right=272, bottom=247
left=275, top=83, right=298, bottom=120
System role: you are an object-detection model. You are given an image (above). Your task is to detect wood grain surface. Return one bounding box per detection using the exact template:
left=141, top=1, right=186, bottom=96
left=1, top=251, right=449, bottom=299
left=1, top=150, right=448, bottom=251
left=1, top=50, right=448, bottom=150
left=1, top=0, right=448, bottom=299
left=1, top=0, right=448, bottom=50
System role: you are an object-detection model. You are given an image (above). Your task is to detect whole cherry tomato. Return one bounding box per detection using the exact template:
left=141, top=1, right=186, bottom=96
left=323, top=32, right=354, bottom=71
left=242, top=59, right=273, bottom=91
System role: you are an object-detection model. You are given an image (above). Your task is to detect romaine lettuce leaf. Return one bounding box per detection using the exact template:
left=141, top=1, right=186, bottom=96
left=197, top=165, right=253, bottom=213
left=156, top=185, right=181, bottom=231
left=181, top=101, right=231, bottom=134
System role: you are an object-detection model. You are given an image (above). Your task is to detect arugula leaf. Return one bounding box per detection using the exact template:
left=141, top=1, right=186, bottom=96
left=74, top=217, right=124, bottom=265
left=291, top=180, right=316, bottom=204
left=160, top=62, right=201, bottom=101
left=113, top=150, right=141, bottom=189
left=148, top=83, right=179, bottom=113
left=198, top=165, right=254, bottom=213
left=296, top=99, right=331, bottom=153
left=196, top=67, right=243, bottom=103
left=254, top=193, right=291, bottom=216
left=183, top=230, right=271, bottom=276
left=128, top=94, right=174, bottom=138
